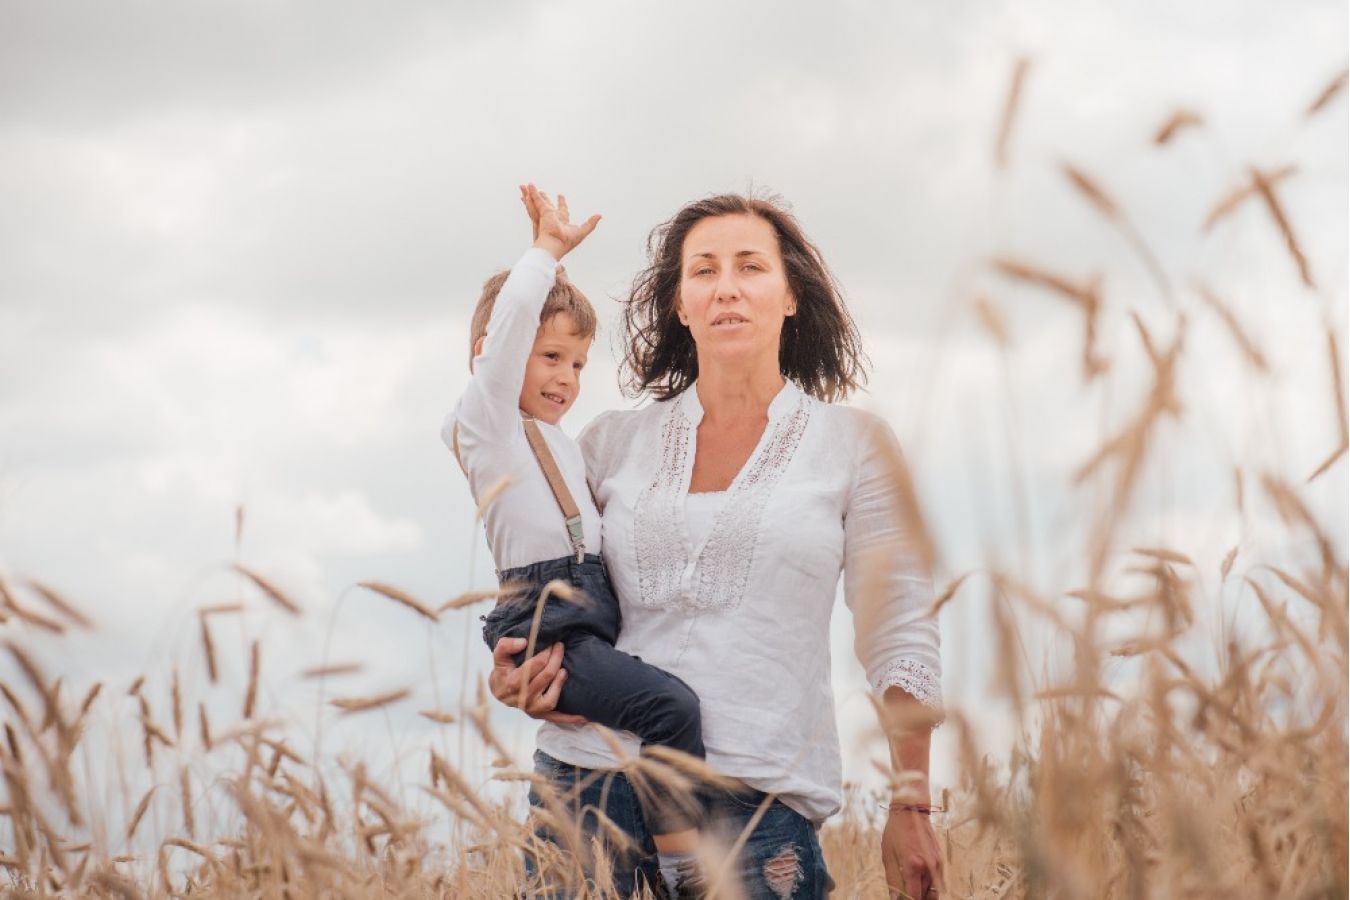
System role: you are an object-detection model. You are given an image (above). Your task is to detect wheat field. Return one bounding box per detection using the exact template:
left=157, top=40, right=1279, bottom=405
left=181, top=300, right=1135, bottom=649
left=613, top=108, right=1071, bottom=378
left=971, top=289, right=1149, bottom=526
left=1, top=64, right=1346, bottom=899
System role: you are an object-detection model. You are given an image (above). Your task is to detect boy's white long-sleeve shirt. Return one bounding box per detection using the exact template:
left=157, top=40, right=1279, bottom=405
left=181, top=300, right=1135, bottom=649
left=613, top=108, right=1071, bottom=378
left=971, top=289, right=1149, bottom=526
left=442, top=248, right=602, bottom=570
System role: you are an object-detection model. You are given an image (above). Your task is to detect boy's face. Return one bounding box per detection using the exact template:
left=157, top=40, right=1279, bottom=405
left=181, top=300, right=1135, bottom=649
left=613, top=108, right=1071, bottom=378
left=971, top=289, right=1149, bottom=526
left=518, top=313, right=590, bottom=425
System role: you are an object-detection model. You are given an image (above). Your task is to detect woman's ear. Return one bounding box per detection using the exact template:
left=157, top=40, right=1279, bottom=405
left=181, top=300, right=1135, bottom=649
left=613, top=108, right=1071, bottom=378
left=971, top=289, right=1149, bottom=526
left=785, top=293, right=797, bottom=317
left=675, top=299, right=689, bottom=326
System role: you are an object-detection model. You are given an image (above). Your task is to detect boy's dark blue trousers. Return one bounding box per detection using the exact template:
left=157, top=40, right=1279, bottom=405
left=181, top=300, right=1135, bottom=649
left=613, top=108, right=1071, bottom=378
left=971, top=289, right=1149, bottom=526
left=481, top=554, right=706, bottom=832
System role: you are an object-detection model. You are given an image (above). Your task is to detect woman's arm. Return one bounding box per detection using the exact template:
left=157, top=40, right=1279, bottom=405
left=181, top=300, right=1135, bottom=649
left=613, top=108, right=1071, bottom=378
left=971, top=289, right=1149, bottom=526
left=882, top=689, right=945, bottom=898
left=841, top=414, right=944, bottom=705
left=841, top=412, right=946, bottom=897
left=576, top=409, right=627, bottom=508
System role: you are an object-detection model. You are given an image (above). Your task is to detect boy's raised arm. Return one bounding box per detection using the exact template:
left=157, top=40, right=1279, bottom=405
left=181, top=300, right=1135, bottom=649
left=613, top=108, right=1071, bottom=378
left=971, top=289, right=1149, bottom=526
left=448, top=186, right=600, bottom=446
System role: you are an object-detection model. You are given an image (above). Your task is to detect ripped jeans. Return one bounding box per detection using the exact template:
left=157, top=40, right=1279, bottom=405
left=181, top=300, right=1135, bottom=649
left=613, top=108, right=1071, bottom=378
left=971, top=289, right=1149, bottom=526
left=524, top=750, right=834, bottom=899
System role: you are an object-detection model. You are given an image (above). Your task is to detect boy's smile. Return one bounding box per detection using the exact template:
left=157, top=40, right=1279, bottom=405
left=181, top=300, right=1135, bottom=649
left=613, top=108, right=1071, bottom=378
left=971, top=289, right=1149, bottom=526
left=518, top=312, right=590, bottom=425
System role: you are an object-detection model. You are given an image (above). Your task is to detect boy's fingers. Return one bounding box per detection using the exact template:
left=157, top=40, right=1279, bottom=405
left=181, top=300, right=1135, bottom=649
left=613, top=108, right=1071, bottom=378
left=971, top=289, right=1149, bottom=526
left=512, top=654, right=541, bottom=707
left=519, top=645, right=550, bottom=680
left=534, top=667, right=567, bottom=712
left=577, top=214, right=601, bottom=240
left=525, top=662, right=554, bottom=700
left=525, top=643, right=564, bottom=698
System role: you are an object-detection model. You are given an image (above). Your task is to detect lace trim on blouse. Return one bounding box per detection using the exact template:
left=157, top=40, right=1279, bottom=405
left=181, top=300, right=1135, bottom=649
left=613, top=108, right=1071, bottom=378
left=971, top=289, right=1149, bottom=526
left=871, top=657, right=943, bottom=711
left=633, top=406, right=692, bottom=609
left=633, top=393, right=811, bottom=612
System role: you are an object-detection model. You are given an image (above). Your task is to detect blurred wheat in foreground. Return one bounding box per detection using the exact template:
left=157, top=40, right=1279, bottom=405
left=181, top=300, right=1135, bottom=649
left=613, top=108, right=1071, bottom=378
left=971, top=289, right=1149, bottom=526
left=1, top=65, right=1347, bottom=899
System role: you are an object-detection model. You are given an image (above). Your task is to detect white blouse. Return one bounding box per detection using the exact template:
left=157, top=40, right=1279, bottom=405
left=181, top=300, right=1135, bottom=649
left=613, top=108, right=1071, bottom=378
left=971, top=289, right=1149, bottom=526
left=536, top=380, right=942, bottom=824
left=684, top=491, right=727, bottom=550
left=441, top=248, right=603, bottom=571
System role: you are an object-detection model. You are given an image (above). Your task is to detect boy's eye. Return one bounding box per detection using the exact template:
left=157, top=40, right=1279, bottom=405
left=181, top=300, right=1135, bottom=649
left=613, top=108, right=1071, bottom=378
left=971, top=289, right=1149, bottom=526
left=573, top=361, right=585, bottom=370
left=543, top=351, right=560, bottom=360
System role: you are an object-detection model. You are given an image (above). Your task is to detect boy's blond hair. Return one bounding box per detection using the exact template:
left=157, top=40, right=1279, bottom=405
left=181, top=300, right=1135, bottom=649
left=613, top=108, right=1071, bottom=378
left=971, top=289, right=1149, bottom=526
left=469, top=268, right=598, bottom=364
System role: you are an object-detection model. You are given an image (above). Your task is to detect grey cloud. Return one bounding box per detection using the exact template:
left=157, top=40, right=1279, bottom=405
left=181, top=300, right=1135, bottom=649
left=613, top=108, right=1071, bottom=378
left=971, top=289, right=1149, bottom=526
left=3, top=0, right=1342, bottom=347
left=0, top=2, right=521, bottom=129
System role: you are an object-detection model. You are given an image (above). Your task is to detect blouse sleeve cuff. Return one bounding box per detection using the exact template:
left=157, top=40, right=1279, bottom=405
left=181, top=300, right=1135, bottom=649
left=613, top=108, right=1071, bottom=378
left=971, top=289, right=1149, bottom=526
left=870, top=658, right=945, bottom=719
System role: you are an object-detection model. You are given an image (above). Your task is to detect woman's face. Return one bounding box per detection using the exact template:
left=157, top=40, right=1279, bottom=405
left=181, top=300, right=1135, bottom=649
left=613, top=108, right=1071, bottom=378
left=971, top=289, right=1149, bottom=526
left=676, top=213, right=795, bottom=367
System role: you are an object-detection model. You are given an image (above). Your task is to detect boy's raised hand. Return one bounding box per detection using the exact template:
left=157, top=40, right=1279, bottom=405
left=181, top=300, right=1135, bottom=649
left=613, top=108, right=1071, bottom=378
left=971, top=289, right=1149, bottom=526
left=521, top=183, right=600, bottom=262
left=520, top=184, right=542, bottom=242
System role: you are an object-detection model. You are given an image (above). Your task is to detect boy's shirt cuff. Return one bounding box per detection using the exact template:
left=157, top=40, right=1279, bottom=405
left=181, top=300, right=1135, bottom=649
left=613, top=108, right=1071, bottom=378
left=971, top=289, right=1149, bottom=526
left=518, top=246, right=561, bottom=276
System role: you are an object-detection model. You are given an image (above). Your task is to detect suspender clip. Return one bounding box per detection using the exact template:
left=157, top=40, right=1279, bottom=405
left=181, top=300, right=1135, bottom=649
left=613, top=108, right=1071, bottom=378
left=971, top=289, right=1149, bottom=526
left=566, top=515, right=586, bottom=563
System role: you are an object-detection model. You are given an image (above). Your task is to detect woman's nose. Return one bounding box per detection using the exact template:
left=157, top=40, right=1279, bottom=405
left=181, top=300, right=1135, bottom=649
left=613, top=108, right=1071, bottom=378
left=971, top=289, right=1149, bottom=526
left=714, top=271, right=740, bottom=301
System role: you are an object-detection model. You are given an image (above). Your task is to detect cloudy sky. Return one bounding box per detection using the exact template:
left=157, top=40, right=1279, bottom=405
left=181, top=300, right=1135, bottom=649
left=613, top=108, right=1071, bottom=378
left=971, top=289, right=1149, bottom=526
left=0, top=0, right=1345, bottom=828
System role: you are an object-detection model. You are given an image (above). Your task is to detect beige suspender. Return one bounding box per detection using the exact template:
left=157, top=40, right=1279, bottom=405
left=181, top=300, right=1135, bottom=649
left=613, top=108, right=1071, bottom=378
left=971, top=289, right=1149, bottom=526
left=452, top=417, right=590, bottom=563
left=521, top=417, right=587, bottom=562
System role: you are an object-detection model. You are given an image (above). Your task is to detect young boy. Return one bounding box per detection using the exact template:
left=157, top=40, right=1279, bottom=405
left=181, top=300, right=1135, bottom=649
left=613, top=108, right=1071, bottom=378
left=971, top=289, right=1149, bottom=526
left=443, top=185, right=706, bottom=898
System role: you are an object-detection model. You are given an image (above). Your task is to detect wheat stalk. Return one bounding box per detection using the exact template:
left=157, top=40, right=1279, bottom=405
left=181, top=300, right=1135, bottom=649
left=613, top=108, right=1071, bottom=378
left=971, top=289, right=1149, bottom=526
left=232, top=564, right=302, bottom=616
left=21, top=579, right=93, bottom=629
left=329, top=689, right=410, bottom=714
left=299, top=662, right=364, bottom=679
left=242, top=640, right=260, bottom=720
left=995, top=57, right=1030, bottom=169
left=358, top=581, right=439, bottom=621
left=125, top=786, right=157, bottom=842
left=1153, top=109, right=1203, bottom=144
left=1306, top=67, right=1348, bottom=116
left=1250, top=165, right=1315, bottom=288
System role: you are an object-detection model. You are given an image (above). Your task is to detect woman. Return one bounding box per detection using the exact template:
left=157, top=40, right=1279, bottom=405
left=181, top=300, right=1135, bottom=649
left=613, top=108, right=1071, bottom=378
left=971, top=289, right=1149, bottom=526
left=490, top=193, right=945, bottom=899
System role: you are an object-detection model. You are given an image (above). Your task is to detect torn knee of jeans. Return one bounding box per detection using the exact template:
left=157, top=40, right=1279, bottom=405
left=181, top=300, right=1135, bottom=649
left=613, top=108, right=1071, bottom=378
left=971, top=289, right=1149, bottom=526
left=763, top=845, right=803, bottom=899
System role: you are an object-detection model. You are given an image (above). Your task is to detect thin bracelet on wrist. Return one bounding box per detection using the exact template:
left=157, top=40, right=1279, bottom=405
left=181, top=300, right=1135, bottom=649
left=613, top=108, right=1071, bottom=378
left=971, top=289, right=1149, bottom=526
left=883, top=802, right=946, bottom=815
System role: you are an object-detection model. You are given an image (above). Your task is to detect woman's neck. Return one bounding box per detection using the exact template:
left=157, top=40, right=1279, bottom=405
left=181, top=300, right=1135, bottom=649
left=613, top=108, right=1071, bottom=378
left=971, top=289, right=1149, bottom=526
left=694, top=357, right=785, bottom=424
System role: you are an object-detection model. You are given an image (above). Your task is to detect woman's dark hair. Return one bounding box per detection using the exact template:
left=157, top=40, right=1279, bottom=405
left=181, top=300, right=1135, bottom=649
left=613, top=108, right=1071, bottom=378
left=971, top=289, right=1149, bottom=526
left=621, top=192, right=868, bottom=402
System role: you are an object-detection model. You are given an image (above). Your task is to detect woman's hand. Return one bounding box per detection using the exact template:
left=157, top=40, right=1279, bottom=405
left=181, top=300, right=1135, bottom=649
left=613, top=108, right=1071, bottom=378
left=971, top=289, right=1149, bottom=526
left=489, top=637, right=589, bottom=725
left=882, top=809, right=945, bottom=899
left=520, top=183, right=600, bottom=262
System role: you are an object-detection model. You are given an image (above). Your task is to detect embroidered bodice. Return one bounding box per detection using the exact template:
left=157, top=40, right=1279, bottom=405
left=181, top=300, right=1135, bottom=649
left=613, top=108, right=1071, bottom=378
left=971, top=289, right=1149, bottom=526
left=633, top=390, right=811, bottom=614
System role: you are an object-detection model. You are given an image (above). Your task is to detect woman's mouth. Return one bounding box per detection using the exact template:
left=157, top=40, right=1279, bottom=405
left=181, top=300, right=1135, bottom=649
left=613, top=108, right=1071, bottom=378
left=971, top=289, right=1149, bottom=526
left=712, top=314, right=749, bottom=328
